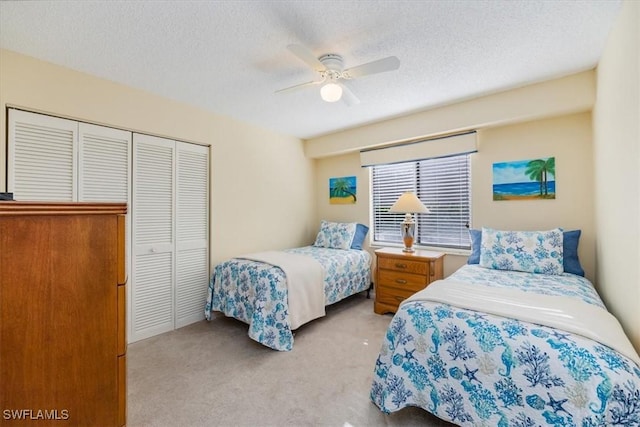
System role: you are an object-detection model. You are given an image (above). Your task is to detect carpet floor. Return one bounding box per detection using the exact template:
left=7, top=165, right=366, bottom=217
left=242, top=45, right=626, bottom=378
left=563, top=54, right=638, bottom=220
left=127, top=293, right=455, bottom=427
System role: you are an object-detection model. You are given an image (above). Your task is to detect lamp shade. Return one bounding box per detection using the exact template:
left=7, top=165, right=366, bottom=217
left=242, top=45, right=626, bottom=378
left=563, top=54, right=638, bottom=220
left=389, top=192, right=429, bottom=214
left=320, top=82, right=343, bottom=102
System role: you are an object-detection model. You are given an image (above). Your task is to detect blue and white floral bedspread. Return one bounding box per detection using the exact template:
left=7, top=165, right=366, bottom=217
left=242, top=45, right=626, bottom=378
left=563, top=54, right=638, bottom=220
left=371, top=265, right=640, bottom=426
left=205, top=246, right=371, bottom=351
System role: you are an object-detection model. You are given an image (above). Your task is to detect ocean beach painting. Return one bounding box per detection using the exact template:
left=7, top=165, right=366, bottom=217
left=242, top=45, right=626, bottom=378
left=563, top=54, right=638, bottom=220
left=493, top=157, right=556, bottom=201
left=329, top=176, right=357, bottom=204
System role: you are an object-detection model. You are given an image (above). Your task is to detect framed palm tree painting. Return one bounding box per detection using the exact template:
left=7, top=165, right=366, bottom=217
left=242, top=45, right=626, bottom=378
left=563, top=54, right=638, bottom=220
left=493, top=157, right=555, bottom=201
left=329, top=176, right=357, bottom=204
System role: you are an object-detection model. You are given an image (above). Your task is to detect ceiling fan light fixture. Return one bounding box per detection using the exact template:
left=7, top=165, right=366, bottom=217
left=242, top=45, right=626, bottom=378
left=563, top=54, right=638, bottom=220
left=320, top=82, right=342, bottom=102
left=279, top=44, right=400, bottom=106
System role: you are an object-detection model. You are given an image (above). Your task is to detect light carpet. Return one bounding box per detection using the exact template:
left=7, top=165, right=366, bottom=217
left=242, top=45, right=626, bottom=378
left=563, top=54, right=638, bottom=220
left=127, top=293, right=454, bottom=427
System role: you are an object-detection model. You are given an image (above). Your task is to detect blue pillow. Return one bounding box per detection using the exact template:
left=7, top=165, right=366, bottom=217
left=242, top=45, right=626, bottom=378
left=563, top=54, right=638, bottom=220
left=563, top=229, right=584, bottom=276
left=467, top=228, right=481, bottom=264
left=350, top=223, right=369, bottom=250
left=468, top=228, right=585, bottom=276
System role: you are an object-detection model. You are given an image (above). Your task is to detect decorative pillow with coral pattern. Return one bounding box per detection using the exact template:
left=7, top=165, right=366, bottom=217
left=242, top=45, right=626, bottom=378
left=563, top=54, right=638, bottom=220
left=312, top=220, right=357, bottom=250
left=479, top=227, right=564, bottom=275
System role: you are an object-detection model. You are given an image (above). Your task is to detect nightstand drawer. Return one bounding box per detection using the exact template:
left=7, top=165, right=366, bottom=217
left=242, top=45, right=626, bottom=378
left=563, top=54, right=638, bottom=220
left=376, top=286, right=417, bottom=308
left=374, top=248, right=445, bottom=315
left=378, top=257, right=428, bottom=275
left=378, top=270, right=427, bottom=292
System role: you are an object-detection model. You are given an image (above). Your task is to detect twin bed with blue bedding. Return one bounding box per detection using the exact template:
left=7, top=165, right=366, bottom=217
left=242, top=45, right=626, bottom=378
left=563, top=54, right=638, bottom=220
left=205, top=221, right=371, bottom=351
left=371, top=228, right=640, bottom=426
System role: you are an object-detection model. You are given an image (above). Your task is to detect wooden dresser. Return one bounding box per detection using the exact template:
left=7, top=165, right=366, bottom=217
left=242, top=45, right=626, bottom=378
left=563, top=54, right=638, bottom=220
left=0, top=202, right=127, bottom=426
left=374, top=247, right=444, bottom=314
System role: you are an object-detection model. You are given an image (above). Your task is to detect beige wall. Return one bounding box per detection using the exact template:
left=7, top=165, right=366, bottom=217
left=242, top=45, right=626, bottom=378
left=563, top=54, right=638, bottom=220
left=0, top=49, right=317, bottom=266
left=308, top=71, right=598, bottom=278
left=315, top=151, right=371, bottom=241
left=474, top=114, right=595, bottom=280
left=309, top=73, right=597, bottom=278
left=306, top=71, right=595, bottom=158
left=593, top=0, right=640, bottom=351
left=314, top=113, right=595, bottom=280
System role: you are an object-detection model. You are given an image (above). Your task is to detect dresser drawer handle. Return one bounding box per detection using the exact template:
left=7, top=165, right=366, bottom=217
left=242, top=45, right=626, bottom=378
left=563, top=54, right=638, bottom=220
left=395, top=279, right=407, bottom=284
left=395, top=263, right=407, bottom=269
left=395, top=296, right=405, bottom=302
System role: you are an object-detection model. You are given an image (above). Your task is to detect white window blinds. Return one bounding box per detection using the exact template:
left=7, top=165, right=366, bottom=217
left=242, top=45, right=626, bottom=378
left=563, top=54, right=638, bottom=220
left=371, top=154, right=472, bottom=250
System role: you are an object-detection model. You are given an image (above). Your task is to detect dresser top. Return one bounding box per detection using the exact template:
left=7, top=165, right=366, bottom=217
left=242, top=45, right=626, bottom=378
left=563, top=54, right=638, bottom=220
left=375, top=247, right=445, bottom=260
left=0, top=201, right=127, bottom=216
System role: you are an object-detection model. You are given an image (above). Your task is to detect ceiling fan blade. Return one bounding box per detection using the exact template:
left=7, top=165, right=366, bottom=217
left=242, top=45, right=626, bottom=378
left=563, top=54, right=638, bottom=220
left=340, top=83, right=360, bottom=106
left=287, top=44, right=326, bottom=72
left=343, top=56, right=400, bottom=79
left=275, top=80, right=320, bottom=94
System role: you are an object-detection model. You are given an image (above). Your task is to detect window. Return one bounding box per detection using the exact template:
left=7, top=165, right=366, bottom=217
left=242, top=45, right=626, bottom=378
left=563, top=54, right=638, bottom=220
left=371, top=154, right=471, bottom=250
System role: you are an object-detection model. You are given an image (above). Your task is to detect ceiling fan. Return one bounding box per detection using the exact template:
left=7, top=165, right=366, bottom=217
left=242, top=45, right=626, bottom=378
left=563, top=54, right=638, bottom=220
left=276, top=44, right=400, bottom=105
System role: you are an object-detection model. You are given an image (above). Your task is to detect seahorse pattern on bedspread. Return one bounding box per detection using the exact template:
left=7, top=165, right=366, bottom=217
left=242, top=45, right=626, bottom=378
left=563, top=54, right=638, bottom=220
left=371, top=265, right=640, bottom=426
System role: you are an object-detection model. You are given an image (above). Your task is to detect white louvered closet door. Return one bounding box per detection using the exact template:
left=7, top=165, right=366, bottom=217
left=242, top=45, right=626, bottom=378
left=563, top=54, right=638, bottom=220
left=8, top=110, right=78, bottom=201
left=9, top=109, right=209, bottom=342
left=131, top=134, right=176, bottom=342
left=78, top=123, right=131, bottom=203
left=78, top=123, right=132, bottom=293
left=175, top=143, right=210, bottom=328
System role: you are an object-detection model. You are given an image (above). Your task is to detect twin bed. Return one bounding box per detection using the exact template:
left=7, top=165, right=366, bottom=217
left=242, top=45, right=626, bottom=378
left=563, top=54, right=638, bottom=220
left=205, top=223, right=640, bottom=424
left=205, top=221, right=371, bottom=351
left=371, top=228, right=640, bottom=426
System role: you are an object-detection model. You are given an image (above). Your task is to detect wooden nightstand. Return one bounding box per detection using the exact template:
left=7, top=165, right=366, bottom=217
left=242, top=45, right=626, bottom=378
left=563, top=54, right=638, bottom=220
left=374, top=247, right=445, bottom=314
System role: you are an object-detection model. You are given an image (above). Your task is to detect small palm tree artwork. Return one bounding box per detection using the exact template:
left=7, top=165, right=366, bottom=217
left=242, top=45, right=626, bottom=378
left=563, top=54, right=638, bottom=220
left=525, top=157, right=555, bottom=196
left=330, top=176, right=357, bottom=204
left=492, top=157, right=556, bottom=201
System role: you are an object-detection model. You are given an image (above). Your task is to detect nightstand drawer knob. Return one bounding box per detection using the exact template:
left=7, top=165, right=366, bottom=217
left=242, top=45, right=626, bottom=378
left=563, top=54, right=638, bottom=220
left=395, top=263, right=407, bottom=269
left=395, top=296, right=405, bottom=302
left=395, top=279, right=407, bottom=284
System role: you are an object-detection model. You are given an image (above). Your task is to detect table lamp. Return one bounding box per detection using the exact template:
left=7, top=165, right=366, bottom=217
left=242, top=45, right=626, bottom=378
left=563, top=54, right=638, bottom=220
left=389, top=192, right=430, bottom=252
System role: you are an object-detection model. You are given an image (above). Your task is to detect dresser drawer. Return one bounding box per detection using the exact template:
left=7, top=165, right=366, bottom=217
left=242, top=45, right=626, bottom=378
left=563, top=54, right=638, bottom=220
left=378, top=257, right=428, bottom=275
left=376, top=286, right=417, bottom=308
left=378, top=270, right=427, bottom=292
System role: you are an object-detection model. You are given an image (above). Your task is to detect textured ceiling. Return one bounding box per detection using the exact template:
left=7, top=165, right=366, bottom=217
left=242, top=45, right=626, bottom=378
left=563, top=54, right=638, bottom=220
left=0, top=0, right=622, bottom=139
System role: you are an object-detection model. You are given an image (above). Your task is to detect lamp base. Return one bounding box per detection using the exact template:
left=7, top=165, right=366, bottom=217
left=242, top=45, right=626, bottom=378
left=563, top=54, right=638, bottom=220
left=401, top=218, right=416, bottom=253
left=402, top=236, right=415, bottom=252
